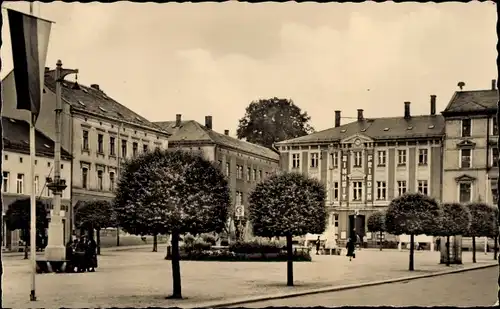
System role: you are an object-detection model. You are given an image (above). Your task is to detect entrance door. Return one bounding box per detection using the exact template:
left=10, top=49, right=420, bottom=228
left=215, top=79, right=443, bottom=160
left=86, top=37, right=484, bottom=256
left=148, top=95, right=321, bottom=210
left=348, top=214, right=366, bottom=240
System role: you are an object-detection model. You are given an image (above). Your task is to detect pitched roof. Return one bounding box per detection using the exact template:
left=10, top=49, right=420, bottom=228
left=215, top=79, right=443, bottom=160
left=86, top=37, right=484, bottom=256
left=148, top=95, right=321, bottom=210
left=442, top=90, right=498, bottom=116
left=277, top=114, right=445, bottom=145
left=2, top=117, right=72, bottom=159
left=43, top=71, right=168, bottom=134
left=154, top=120, right=279, bottom=161
left=153, top=120, right=190, bottom=136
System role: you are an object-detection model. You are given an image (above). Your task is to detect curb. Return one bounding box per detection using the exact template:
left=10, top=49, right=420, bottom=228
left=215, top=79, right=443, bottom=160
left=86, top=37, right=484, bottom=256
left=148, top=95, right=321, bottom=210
left=184, top=263, right=497, bottom=309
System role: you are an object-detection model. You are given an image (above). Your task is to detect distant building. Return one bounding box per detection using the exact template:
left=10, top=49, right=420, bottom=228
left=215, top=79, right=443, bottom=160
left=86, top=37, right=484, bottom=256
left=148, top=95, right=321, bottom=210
left=441, top=80, right=499, bottom=206
left=276, top=98, right=445, bottom=245
left=1, top=69, right=170, bottom=232
left=155, top=114, right=280, bottom=240
left=1, top=117, right=72, bottom=251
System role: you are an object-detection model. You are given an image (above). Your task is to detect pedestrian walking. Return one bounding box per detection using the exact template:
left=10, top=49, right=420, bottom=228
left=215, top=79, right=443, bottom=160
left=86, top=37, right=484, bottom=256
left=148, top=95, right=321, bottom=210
left=346, top=237, right=356, bottom=261
left=86, top=237, right=98, bottom=272
left=436, top=237, right=441, bottom=251
left=75, top=236, right=88, bottom=272
left=315, top=236, right=321, bottom=255
left=65, top=240, right=75, bottom=273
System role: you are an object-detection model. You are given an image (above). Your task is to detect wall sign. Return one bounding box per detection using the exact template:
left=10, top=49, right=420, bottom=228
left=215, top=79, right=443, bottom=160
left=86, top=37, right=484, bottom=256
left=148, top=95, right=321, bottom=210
left=366, top=150, right=374, bottom=202
left=340, top=151, right=348, bottom=204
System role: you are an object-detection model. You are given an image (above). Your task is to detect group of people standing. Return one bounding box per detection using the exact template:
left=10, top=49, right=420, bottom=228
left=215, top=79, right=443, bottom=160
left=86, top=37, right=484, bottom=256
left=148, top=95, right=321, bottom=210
left=65, top=236, right=98, bottom=273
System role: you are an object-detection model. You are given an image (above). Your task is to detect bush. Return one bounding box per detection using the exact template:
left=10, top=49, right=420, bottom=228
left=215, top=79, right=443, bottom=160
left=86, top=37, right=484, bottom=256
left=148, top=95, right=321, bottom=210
left=229, top=239, right=282, bottom=254
left=167, top=247, right=312, bottom=262
left=200, top=233, right=217, bottom=245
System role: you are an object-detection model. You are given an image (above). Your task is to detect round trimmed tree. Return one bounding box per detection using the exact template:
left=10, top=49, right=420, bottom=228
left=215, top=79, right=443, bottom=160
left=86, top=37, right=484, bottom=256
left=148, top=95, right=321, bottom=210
left=465, top=202, right=497, bottom=263
left=385, top=193, right=442, bottom=271
left=75, top=199, right=115, bottom=255
left=248, top=172, right=327, bottom=286
left=438, top=203, right=471, bottom=266
left=113, top=148, right=230, bottom=299
left=367, top=211, right=386, bottom=251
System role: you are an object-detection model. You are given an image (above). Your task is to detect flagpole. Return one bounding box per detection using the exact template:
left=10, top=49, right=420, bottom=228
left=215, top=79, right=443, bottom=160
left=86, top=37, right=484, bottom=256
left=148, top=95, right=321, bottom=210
left=29, top=114, right=37, bottom=302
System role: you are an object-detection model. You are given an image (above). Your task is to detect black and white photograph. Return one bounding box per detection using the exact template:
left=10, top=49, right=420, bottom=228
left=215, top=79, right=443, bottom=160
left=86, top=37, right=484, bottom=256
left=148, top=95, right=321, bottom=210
left=0, top=1, right=499, bottom=308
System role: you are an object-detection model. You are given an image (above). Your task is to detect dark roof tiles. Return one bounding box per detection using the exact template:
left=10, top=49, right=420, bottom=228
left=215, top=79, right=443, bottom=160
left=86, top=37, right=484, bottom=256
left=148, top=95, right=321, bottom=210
left=443, top=90, right=498, bottom=114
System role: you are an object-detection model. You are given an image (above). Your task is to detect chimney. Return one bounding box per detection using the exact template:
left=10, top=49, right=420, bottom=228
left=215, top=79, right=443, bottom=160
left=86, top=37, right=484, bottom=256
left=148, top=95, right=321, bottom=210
left=492, top=79, right=497, bottom=91
left=205, top=115, right=213, bottom=130
left=404, top=101, right=411, bottom=119
left=224, top=130, right=229, bottom=136
left=430, top=95, right=436, bottom=115
left=357, top=109, right=364, bottom=122
left=335, top=110, right=341, bottom=127
left=175, top=114, right=182, bottom=127
left=90, top=84, right=100, bottom=91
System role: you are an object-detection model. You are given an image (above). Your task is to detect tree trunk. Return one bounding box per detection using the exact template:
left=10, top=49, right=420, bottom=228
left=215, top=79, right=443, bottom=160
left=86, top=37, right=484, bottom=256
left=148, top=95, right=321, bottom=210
left=167, top=230, right=182, bottom=299
left=153, top=233, right=158, bottom=252
left=446, top=236, right=450, bottom=267
left=472, top=236, right=476, bottom=263
left=409, top=234, right=415, bottom=271
left=116, top=227, right=120, bottom=247
left=379, top=231, right=383, bottom=251
left=494, top=236, right=498, bottom=260
left=96, top=228, right=101, bottom=255
left=24, top=229, right=29, bottom=260
left=286, top=233, right=294, bottom=286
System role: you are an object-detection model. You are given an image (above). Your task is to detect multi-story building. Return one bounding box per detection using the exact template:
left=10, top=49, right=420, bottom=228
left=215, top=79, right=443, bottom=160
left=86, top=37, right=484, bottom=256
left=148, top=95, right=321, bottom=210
left=2, top=68, right=170, bottom=232
left=276, top=97, right=445, bottom=245
left=154, top=114, right=280, bottom=239
left=441, top=80, right=499, bottom=206
left=2, top=117, right=72, bottom=251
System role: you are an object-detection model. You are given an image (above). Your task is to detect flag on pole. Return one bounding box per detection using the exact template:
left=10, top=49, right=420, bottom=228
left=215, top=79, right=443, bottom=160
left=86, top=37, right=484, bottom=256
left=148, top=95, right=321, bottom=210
left=8, top=9, right=52, bottom=124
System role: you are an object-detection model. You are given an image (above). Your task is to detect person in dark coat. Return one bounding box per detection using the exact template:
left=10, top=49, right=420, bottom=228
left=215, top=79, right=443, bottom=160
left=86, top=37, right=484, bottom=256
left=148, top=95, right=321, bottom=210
left=74, top=236, right=88, bottom=272
left=86, top=237, right=98, bottom=272
left=65, top=240, right=75, bottom=273
left=315, top=236, right=321, bottom=255
left=346, top=237, right=356, bottom=261
left=436, top=237, right=441, bottom=251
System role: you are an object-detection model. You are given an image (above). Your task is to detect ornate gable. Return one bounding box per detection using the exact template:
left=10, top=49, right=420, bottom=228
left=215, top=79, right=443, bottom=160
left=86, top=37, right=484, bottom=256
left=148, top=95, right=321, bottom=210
left=455, top=174, right=476, bottom=183
left=341, top=133, right=373, bottom=145
left=348, top=169, right=366, bottom=180
left=456, top=139, right=476, bottom=149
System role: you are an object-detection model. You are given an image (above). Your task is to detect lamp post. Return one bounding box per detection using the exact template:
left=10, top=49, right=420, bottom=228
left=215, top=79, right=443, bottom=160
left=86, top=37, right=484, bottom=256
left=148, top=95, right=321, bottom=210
left=44, top=60, right=78, bottom=261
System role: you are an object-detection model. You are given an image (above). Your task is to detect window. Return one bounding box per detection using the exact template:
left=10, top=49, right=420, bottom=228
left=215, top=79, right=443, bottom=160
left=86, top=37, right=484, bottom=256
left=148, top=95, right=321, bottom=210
left=334, top=214, right=339, bottom=227
left=246, top=167, right=251, bottom=181
left=225, top=162, right=230, bottom=176
left=333, top=182, right=339, bottom=201
left=109, top=172, right=115, bottom=191
left=397, top=150, right=407, bottom=165
left=238, top=165, right=244, bottom=179
left=97, top=170, right=103, bottom=190
left=461, top=119, right=471, bottom=137
left=109, top=137, right=116, bottom=156
left=397, top=180, right=407, bottom=196
left=132, top=142, right=138, bottom=157
left=292, top=153, right=301, bottom=169
left=143, top=144, right=149, bottom=153
left=61, top=164, right=64, bottom=169
left=331, top=152, right=339, bottom=168
left=418, top=180, right=428, bottom=195
left=19, top=157, right=23, bottom=163
left=492, top=147, right=499, bottom=168
left=418, top=149, right=428, bottom=165
left=352, top=181, right=363, bottom=201
left=2, top=172, right=9, bottom=193
left=34, top=176, right=39, bottom=196
left=459, top=182, right=472, bottom=203
left=121, top=139, right=127, bottom=158
left=82, top=130, right=89, bottom=150
left=82, top=167, right=88, bottom=189
left=97, top=134, right=104, bottom=153
left=353, top=151, right=362, bottom=167
left=235, top=191, right=243, bottom=205
left=377, top=151, right=386, bottom=166
left=258, top=170, right=262, bottom=180
left=4, top=155, right=7, bottom=161
left=376, top=181, right=386, bottom=200
left=493, top=117, right=499, bottom=136
left=460, top=149, right=472, bottom=168
left=252, top=169, right=257, bottom=181
left=16, top=173, right=24, bottom=194
left=310, top=152, right=319, bottom=168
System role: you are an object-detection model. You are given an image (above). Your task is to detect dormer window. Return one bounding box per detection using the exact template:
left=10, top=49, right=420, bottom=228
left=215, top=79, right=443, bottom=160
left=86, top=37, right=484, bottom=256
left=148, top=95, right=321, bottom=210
left=82, top=88, right=88, bottom=94
left=98, top=106, right=107, bottom=112
left=78, top=100, right=86, bottom=107
left=383, top=128, right=389, bottom=131
left=428, top=125, right=435, bottom=129
left=340, top=129, right=347, bottom=133
left=407, top=126, right=413, bottom=130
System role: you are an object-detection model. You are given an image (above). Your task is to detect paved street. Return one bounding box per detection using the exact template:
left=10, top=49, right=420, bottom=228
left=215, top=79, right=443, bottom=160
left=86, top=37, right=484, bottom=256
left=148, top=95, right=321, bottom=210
left=238, top=267, right=498, bottom=307
left=3, top=248, right=496, bottom=308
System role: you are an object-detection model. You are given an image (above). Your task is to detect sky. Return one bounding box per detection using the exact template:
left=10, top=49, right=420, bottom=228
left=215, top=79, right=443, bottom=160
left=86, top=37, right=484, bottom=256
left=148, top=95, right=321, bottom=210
left=1, top=2, right=497, bottom=135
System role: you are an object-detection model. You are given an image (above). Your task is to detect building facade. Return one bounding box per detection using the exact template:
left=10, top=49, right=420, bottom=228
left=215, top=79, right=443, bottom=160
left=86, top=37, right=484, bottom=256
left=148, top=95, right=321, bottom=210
left=155, top=115, right=280, bottom=239
left=276, top=98, right=445, bottom=245
left=441, top=80, right=499, bottom=206
left=2, top=117, right=72, bottom=251
left=2, top=69, right=170, bottom=232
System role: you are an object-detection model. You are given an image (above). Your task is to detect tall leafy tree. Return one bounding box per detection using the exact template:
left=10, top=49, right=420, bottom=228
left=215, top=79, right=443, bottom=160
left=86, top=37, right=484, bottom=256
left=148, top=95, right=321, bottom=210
left=249, top=172, right=327, bottom=286
left=385, top=193, right=442, bottom=271
left=465, top=202, right=497, bottom=263
left=437, top=203, right=471, bottom=266
left=237, top=98, right=315, bottom=149
left=74, top=200, right=115, bottom=255
left=367, top=211, right=386, bottom=251
left=5, top=198, right=49, bottom=259
left=113, top=148, right=230, bottom=299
